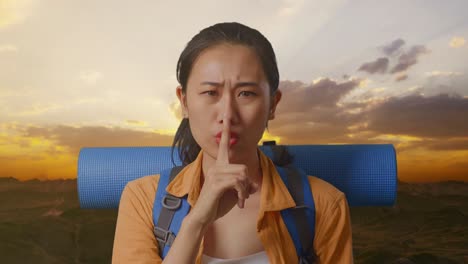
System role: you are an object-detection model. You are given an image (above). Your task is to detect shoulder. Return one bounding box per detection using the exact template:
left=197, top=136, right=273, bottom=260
left=121, top=174, right=161, bottom=208
left=306, top=175, right=352, bottom=242
left=306, top=175, right=346, bottom=210
left=126, top=174, right=161, bottom=192
left=113, top=174, right=163, bottom=263
left=306, top=176, right=354, bottom=262
left=116, top=174, right=161, bottom=234
left=306, top=175, right=349, bottom=236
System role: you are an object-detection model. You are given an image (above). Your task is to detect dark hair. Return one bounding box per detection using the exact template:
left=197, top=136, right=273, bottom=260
left=171, top=22, right=281, bottom=166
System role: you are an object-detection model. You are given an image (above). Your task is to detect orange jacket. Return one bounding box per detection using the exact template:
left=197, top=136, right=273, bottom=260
left=112, top=147, right=354, bottom=263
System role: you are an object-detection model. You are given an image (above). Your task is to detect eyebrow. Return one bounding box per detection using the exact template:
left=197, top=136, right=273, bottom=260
left=200, top=81, right=260, bottom=89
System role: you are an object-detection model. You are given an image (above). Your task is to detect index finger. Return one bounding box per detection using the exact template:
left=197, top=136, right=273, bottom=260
left=216, top=113, right=230, bottom=164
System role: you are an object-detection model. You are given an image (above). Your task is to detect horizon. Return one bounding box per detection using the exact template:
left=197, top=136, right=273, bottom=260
left=1, top=175, right=467, bottom=184
left=1, top=172, right=467, bottom=184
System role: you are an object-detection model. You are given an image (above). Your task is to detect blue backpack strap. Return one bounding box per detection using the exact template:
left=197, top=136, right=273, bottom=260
left=153, top=166, right=190, bottom=258
left=276, top=164, right=317, bottom=264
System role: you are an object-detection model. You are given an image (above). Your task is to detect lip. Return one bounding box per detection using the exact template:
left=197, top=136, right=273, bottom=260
left=215, top=131, right=239, bottom=146
left=215, top=131, right=239, bottom=138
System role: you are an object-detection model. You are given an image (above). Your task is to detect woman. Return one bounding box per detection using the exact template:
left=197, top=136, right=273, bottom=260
left=112, top=22, right=353, bottom=264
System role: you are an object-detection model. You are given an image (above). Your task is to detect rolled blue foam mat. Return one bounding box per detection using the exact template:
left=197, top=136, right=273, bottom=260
left=77, top=144, right=397, bottom=209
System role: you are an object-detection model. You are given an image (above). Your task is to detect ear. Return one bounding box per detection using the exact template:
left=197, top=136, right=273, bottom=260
left=176, top=85, right=188, bottom=118
left=268, top=89, right=282, bottom=120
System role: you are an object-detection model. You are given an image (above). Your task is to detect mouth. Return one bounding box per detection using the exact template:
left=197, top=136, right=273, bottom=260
left=215, top=132, right=239, bottom=146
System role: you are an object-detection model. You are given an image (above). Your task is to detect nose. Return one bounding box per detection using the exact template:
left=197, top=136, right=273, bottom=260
left=219, top=90, right=236, bottom=124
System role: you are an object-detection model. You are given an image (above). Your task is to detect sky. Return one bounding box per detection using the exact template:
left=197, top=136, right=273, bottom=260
left=1, top=0, right=467, bottom=182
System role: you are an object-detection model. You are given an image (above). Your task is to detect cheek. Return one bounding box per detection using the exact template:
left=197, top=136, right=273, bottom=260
left=241, top=104, right=269, bottom=135
left=245, top=108, right=267, bottom=125
left=186, top=103, right=214, bottom=143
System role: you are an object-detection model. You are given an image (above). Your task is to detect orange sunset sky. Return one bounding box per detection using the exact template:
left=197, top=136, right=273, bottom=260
left=1, top=0, right=467, bottom=183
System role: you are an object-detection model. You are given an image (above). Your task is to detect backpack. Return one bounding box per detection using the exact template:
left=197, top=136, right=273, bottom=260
left=152, top=146, right=318, bottom=264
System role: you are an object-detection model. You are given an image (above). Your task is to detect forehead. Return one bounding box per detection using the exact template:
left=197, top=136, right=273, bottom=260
left=189, top=44, right=267, bottom=83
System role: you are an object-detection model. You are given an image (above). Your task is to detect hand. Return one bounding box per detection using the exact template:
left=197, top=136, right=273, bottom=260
left=187, top=114, right=259, bottom=228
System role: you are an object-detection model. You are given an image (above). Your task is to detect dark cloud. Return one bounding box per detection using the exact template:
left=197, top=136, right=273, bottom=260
left=272, top=80, right=467, bottom=152
left=24, top=125, right=174, bottom=154
left=365, top=93, right=468, bottom=138
left=382, top=38, right=405, bottom=56
left=358, top=57, right=389, bottom=74
left=395, top=74, right=408, bottom=82
left=269, top=110, right=368, bottom=145
left=357, top=40, right=430, bottom=77
left=270, top=79, right=365, bottom=143
left=277, top=78, right=361, bottom=111
left=390, top=45, right=430, bottom=74
left=271, top=79, right=463, bottom=146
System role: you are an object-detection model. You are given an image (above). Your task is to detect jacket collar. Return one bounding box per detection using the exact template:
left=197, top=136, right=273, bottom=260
left=166, top=147, right=296, bottom=211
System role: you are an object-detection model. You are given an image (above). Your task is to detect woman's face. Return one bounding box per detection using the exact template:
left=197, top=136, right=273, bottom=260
left=176, top=43, right=281, bottom=163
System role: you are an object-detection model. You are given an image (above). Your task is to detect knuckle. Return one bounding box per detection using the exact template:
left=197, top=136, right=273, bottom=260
left=240, top=164, right=248, bottom=172
left=240, top=170, right=247, bottom=179
left=238, top=172, right=247, bottom=182
left=234, top=177, right=242, bottom=185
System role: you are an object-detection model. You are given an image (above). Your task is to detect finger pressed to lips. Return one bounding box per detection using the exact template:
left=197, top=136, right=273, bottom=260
left=216, top=114, right=231, bottom=164
left=215, top=136, right=238, bottom=146
left=214, top=114, right=251, bottom=209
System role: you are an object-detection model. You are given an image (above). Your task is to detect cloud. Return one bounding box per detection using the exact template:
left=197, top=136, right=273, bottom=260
left=125, top=120, right=147, bottom=127
left=278, top=78, right=361, bottom=110
left=79, top=71, right=103, bottom=85
left=395, top=74, right=408, bottom=82
left=425, top=71, right=463, bottom=77
left=422, top=70, right=467, bottom=96
left=24, top=125, right=175, bottom=154
left=169, top=99, right=183, bottom=121
left=357, top=40, right=430, bottom=77
left=8, top=103, right=63, bottom=117
left=424, top=138, right=468, bottom=151
left=269, top=78, right=365, bottom=144
left=358, top=57, right=389, bottom=74
left=0, top=44, right=18, bottom=53
left=357, top=78, right=371, bottom=88
left=277, top=0, right=305, bottom=17
left=0, top=123, right=176, bottom=180
left=0, top=0, right=37, bottom=29
left=382, top=38, right=405, bottom=56
left=366, top=93, right=468, bottom=138
left=390, top=45, right=430, bottom=74
left=3, top=80, right=468, bottom=181
left=0, top=88, right=35, bottom=98
left=371, top=87, right=386, bottom=93
left=449, top=36, right=466, bottom=48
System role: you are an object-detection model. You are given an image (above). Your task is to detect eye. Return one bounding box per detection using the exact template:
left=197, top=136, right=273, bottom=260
left=202, top=90, right=217, bottom=96
left=239, top=91, right=256, bottom=97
